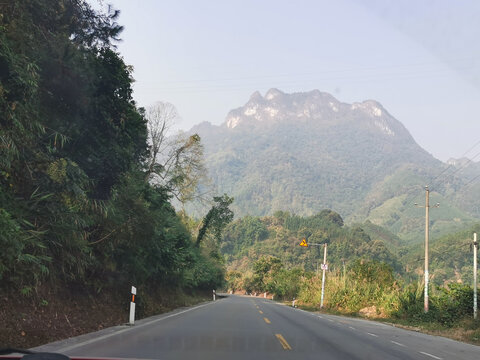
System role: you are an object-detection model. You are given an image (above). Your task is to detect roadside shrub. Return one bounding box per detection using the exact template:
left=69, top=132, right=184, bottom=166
left=393, top=282, right=474, bottom=327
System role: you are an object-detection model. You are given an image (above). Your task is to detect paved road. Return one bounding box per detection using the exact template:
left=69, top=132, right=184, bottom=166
left=35, top=295, right=480, bottom=360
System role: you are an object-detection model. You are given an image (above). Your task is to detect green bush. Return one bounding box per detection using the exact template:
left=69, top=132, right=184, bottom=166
left=394, top=282, right=474, bottom=327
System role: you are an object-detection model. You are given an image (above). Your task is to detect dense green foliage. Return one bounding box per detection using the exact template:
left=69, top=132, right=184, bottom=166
left=222, top=211, right=479, bottom=287
left=0, top=0, right=228, bottom=293
left=196, top=194, right=234, bottom=246
left=223, top=212, right=478, bottom=328
left=221, top=210, right=401, bottom=274
left=401, top=223, right=480, bottom=285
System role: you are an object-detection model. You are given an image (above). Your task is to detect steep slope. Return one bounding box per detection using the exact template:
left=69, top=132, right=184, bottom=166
left=190, top=89, right=479, bottom=241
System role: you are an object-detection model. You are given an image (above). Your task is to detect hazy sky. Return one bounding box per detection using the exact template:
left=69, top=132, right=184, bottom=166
left=91, top=0, right=480, bottom=162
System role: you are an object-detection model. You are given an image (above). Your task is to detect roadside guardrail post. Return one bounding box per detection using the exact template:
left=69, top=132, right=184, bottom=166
left=129, top=285, right=136, bottom=325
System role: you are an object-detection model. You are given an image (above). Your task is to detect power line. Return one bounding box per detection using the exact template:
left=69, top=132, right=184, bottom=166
left=145, top=56, right=480, bottom=87
left=462, top=173, right=480, bottom=189
left=426, top=139, right=480, bottom=187
left=430, top=150, right=480, bottom=190
left=401, top=138, right=480, bottom=209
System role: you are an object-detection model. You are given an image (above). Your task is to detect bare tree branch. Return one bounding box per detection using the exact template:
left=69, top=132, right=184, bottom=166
left=144, top=102, right=211, bottom=206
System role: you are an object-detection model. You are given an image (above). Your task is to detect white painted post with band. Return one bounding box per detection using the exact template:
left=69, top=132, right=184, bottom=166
left=213, top=289, right=216, bottom=301
left=129, top=286, right=136, bottom=325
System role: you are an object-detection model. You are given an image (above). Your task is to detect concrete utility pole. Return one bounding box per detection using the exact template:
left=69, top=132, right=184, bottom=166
left=320, top=243, right=328, bottom=308
left=474, top=232, right=478, bottom=320
left=424, top=187, right=430, bottom=313
left=415, top=186, right=439, bottom=313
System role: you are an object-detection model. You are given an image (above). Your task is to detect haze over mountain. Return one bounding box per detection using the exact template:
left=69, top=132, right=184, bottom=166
left=190, top=89, right=480, bottom=243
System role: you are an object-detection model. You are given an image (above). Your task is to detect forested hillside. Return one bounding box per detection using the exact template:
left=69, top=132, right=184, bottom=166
left=401, top=223, right=480, bottom=285
left=221, top=212, right=479, bottom=335
left=220, top=210, right=401, bottom=275
left=0, top=0, right=228, bottom=296
left=221, top=211, right=480, bottom=286
left=190, top=89, right=480, bottom=242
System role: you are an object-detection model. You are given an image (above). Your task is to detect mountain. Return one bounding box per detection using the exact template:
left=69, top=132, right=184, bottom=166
left=190, top=89, right=480, bottom=242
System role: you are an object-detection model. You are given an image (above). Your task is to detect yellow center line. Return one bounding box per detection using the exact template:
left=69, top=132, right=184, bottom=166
left=263, top=317, right=271, bottom=324
left=259, top=310, right=263, bottom=314
left=275, top=334, right=292, bottom=350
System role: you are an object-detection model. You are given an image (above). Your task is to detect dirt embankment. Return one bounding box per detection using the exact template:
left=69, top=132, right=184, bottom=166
left=1, top=284, right=209, bottom=349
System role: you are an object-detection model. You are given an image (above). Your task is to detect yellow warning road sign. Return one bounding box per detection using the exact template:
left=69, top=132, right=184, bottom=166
left=299, top=238, right=308, bottom=247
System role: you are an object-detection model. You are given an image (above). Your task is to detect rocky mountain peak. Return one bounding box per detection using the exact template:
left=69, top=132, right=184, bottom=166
left=248, top=90, right=263, bottom=102
left=224, top=89, right=406, bottom=140
left=264, top=88, right=284, bottom=100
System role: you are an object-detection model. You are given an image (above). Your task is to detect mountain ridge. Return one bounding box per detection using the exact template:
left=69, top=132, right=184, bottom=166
left=189, top=89, right=480, bottom=242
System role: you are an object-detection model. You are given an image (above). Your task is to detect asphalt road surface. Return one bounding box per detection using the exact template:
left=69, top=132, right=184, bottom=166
left=34, top=295, right=480, bottom=360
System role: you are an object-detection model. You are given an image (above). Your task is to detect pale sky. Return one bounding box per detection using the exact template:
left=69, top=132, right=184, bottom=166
left=91, top=0, right=480, bottom=162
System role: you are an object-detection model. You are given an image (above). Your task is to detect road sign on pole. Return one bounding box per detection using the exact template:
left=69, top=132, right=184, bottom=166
left=299, top=238, right=308, bottom=247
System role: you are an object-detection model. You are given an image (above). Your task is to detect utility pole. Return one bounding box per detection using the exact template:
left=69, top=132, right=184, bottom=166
left=474, top=232, right=478, bottom=320
left=424, top=186, right=430, bottom=313
left=320, top=243, right=328, bottom=308
left=298, top=238, right=327, bottom=308
left=415, top=186, right=439, bottom=313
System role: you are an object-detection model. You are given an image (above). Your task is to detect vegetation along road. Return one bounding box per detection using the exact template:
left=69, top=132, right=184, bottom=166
left=34, top=295, right=480, bottom=360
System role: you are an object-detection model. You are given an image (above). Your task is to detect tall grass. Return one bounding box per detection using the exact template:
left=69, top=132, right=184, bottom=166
left=297, top=272, right=476, bottom=328
left=298, top=273, right=401, bottom=316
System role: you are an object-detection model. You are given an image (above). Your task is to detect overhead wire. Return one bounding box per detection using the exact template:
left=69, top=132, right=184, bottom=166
left=426, top=143, right=475, bottom=186
left=461, top=173, right=480, bottom=189
left=402, top=138, right=480, bottom=208
left=430, top=149, right=480, bottom=191
left=146, top=69, right=462, bottom=94
left=139, top=55, right=479, bottom=94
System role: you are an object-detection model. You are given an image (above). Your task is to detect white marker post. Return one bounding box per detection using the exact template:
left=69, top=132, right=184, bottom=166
left=129, top=286, right=136, bottom=325
left=213, top=289, right=216, bottom=301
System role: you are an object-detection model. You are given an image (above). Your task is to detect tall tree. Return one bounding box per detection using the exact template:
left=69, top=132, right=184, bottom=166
left=144, top=101, right=208, bottom=204
left=196, top=194, right=234, bottom=247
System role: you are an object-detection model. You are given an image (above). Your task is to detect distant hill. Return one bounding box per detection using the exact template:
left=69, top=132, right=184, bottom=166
left=190, top=89, right=480, bottom=242
left=220, top=211, right=402, bottom=274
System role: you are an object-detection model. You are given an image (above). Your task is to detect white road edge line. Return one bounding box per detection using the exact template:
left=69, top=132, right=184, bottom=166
left=349, top=326, right=356, bottom=330
left=390, top=340, right=406, bottom=347
left=419, top=351, right=443, bottom=359
left=367, top=332, right=378, bottom=337
left=57, top=301, right=215, bottom=353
